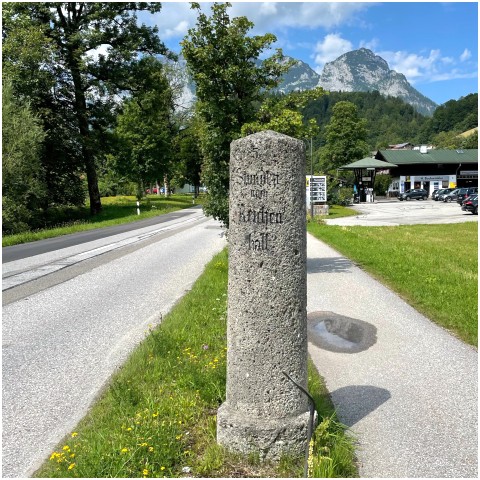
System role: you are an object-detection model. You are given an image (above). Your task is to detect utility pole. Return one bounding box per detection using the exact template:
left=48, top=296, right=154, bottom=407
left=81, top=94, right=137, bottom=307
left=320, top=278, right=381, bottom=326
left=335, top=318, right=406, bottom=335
left=310, top=138, right=314, bottom=219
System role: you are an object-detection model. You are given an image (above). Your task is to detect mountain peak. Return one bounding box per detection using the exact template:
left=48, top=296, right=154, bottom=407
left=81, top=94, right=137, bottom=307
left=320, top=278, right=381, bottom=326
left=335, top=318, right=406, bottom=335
left=317, top=48, right=437, bottom=115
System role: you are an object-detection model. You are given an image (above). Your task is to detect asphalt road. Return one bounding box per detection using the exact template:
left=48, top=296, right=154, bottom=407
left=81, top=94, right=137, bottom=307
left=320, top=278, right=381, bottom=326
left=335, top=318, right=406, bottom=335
left=325, top=198, right=478, bottom=226
left=2, top=206, right=205, bottom=263
left=2, top=209, right=227, bottom=477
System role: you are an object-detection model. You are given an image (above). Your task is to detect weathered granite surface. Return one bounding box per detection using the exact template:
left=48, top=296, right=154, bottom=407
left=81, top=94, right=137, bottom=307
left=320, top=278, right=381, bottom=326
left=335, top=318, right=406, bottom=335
left=217, top=130, right=310, bottom=459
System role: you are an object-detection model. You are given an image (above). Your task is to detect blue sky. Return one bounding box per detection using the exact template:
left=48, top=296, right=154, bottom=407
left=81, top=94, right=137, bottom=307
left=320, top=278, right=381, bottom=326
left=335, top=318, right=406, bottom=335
left=142, top=1, right=478, bottom=106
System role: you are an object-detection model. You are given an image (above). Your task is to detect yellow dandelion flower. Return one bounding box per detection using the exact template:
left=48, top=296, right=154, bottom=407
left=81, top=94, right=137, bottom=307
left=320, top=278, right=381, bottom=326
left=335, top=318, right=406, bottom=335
left=160, top=466, right=165, bottom=471
left=70, top=453, right=75, bottom=458
left=71, top=432, right=78, bottom=438
left=149, top=447, right=154, bottom=452
left=121, top=448, right=129, bottom=453
left=126, top=427, right=132, bottom=431
left=62, top=445, right=70, bottom=452
left=49, top=452, right=59, bottom=461
left=152, top=412, right=158, bottom=418
left=143, top=469, right=149, bottom=476
left=68, top=463, right=75, bottom=470
left=138, top=442, right=148, bottom=447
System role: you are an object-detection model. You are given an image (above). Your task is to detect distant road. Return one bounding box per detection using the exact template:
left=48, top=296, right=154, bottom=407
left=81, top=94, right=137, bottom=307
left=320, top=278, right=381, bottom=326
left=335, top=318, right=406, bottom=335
left=325, top=199, right=478, bottom=226
left=2, top=206, right=204, bottom=263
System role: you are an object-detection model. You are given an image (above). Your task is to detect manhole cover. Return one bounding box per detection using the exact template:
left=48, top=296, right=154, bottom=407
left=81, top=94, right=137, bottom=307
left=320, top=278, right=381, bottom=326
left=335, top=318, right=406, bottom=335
left=307, top=311, right=377, bottom=353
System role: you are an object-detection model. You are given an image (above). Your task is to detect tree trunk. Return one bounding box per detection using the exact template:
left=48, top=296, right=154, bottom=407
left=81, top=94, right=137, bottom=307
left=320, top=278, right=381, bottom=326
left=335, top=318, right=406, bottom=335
left=68, top=51, right=102, bottom=215
left=164, top=174, right=169, bottom=196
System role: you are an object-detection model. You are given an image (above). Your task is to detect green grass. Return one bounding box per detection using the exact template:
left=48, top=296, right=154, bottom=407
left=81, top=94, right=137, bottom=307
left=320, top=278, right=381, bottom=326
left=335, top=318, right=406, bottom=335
left=2, top=194, right=203, bottom=247
left=34, top=249, right=357, bottom=478
left=308, top=205, right=358, bottom=222
left=308, top=222, right=478, bottom=346
left=322, top=205, right=358, bottom=219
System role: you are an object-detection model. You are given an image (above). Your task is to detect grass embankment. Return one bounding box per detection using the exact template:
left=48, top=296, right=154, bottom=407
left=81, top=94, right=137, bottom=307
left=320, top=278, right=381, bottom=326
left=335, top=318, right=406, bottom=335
left=3, top=194, right=202, bottom=247
left=308, top=221, right=478, bottom=346
left=35, top=249, right=357, bottom=478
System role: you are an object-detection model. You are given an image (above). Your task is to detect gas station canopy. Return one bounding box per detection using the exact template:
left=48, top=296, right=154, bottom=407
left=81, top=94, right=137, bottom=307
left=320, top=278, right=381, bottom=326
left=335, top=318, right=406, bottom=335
left=339, top=157, right=398, bottom=202
left=339, top=158, right=398, bottom=170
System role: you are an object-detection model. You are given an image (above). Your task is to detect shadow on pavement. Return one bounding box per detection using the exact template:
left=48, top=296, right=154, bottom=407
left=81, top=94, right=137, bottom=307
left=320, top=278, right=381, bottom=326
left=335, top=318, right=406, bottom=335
left=330, top=385, right=391, bottom=427
left=307, top=257, right=353, bottom=274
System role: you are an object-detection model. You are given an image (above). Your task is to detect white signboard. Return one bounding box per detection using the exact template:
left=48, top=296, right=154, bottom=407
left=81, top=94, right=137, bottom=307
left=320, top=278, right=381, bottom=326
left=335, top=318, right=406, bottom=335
left=306, top=175, right=327, bottom=207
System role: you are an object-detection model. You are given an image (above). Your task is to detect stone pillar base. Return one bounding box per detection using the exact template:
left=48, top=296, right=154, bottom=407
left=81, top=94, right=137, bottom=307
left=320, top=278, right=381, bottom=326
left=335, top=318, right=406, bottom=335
left=217, top=403, right=312, bottom=461
left=313, top=204, right=329, bottom=216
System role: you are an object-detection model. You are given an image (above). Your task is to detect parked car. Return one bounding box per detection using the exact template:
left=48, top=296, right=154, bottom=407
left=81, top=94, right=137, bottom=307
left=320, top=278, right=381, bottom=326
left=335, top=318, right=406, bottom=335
left=398, top=188, right=428, bottom=201
left=432, top=189, right=448, bottom=201
left=431, top=189, right=440, bottom=199
left=456, top=187, right=478, bottom=204
left=461, top=194, right=478, bottom=214
left=145, top=187, right=158, bottom=194
left=442, top=188, right=461, bottom=202
left=437, top=188, right=455, bottom=201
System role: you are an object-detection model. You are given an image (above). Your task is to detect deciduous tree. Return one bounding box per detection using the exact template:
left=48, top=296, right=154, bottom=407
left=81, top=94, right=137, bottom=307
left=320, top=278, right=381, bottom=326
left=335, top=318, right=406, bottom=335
left=2, top=2, right=173, bottom=214
left=113, top=58, right=174, bottom=198
left=320, top=101, right=370, bottom=172
left=241, top=88, right=325, bottom=139
left=181, top=2, right=288, bottom=226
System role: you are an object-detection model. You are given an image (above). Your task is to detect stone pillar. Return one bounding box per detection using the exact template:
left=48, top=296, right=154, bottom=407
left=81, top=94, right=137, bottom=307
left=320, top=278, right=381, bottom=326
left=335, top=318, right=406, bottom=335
left=217, top=130, right=310, bottom=460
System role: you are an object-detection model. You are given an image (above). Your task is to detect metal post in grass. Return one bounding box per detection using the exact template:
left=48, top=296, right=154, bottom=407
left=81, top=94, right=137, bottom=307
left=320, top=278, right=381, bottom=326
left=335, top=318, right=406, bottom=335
left=217, top=130, right=312, bottom=460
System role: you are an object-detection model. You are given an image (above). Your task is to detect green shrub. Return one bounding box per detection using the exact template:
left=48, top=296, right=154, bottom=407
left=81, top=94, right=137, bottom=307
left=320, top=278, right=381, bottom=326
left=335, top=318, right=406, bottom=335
left=2, top=196, right=32, bottom=234
left=328, top=187, right=353, bottom=206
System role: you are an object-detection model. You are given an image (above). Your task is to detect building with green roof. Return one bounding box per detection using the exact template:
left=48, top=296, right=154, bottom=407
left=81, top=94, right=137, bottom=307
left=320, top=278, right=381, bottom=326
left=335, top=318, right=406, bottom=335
left=375, top=148, right=478, bottom=196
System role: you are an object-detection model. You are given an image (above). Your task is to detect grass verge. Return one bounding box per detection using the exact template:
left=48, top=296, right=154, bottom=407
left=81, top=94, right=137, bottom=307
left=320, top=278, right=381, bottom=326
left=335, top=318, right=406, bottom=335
left=3, top=194, right=203, bottom=247
left=34, top=248, right=357, bottom=478
left=308, top=205, right=358, bottom=222
left=308, top=221, right=478, bottom=346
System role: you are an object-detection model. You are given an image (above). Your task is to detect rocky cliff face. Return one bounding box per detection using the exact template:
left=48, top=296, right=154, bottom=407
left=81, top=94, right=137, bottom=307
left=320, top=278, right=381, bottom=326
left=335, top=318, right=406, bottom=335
left=276, top=57, right=321, bottom=93
left=316, top=48, right=437, bottom=116
left=178, top=48, right=438, bottom=116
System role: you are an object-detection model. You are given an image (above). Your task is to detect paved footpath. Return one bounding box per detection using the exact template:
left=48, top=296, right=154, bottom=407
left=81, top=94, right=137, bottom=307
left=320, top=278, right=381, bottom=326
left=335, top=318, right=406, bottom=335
left=306, top=233, right=477, bottom=478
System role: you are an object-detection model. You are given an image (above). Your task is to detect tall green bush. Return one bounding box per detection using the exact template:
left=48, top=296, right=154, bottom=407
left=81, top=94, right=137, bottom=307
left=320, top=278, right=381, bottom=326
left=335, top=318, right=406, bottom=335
left=2, top=79, right=46, bottom=233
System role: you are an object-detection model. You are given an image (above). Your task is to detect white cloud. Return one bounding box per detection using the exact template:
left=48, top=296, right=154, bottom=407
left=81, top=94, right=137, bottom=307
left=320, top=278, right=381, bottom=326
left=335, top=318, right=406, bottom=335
left=379, top=49, right=442, bottom=81
left=164, top=20, right=189, bottom=40
left=313, top=33, right=353, bottom=71
left=359, top=38, right=380, bottom=51
left=230, top=2, right=372, bottom=31
left=259, top=2, right=278, bottom=16
left=147, top=3, right=198, bottom=42
left=378, top=48, right=477, bottom=85
left=84, top=43, right=110, bottom=62
left=460, top=48, right=472, bottom=62
left=154, top=2, right=373, bottom=42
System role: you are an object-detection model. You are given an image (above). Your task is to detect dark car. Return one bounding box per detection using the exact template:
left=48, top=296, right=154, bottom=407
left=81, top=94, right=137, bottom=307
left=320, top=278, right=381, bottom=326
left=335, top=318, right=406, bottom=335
left=457, top=187, right=478, bottom=204
left=431, top=189, right=440, bottom=199
left=432, top=188, right=448, bottom=201
left=442, top=188, right=462, bottom=202
left=398, top=189, right=428, bottom=201
left=437, top=188, right=455, bottom=201
left=461, top=194, right=478, bottom=214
